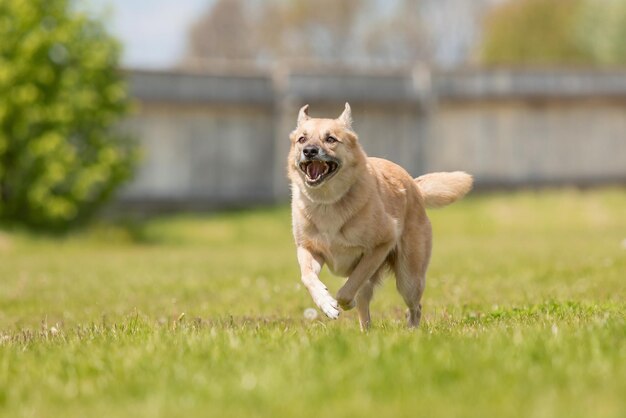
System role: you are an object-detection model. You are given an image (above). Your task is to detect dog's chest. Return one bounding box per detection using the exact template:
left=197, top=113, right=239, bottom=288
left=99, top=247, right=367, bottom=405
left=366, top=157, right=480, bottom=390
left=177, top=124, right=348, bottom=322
left=305, top=221, right=363, bottom=277
left=324, top=246, right=363, bottom=277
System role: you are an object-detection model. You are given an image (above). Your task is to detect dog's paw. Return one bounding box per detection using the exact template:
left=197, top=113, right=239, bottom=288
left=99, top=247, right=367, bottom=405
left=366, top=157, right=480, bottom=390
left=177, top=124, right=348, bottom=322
left=337, top=297, right=356, bottom=311
left=312, top=291, right=340, bottom=319
left=336, top=288, right=356, bottom=311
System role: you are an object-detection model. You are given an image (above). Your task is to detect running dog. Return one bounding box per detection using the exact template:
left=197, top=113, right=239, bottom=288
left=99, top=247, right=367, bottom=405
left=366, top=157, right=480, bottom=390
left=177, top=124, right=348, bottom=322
left=288, top=103, right=472, bottom=329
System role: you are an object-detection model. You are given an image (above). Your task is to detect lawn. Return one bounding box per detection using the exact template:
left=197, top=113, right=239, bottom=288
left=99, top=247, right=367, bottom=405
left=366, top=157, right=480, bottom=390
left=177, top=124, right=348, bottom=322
left=0, top=188, right=624, bottom=418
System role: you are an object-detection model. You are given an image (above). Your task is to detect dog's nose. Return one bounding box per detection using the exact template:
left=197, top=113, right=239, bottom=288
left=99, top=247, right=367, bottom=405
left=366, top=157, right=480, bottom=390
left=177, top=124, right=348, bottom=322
left=303, top=146, right=319, bottom=158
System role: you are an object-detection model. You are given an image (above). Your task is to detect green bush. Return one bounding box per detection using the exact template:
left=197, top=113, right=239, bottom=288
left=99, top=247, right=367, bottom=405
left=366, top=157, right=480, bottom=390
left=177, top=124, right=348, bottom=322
left=0, top=0, right=137, bottom=230
left=481, top=0, right=626, bottom=66
left=576, top=0, right=626, bottom=65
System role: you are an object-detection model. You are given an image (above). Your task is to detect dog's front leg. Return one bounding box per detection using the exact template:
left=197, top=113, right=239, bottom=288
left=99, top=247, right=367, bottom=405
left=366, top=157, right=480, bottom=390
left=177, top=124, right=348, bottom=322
left=297, top=246, right=340, bottom=319
left=336, top=240, right=394, bottom=310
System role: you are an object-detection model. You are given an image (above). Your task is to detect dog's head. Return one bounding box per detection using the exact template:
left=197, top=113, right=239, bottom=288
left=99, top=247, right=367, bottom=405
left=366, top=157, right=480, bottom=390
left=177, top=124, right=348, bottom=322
left=287, top=103, right=366, bottom=202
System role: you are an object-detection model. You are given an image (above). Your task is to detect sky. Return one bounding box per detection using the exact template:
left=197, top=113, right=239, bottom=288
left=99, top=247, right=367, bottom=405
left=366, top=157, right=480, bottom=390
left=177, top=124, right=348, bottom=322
left=87, top=0, right=211, bottom=69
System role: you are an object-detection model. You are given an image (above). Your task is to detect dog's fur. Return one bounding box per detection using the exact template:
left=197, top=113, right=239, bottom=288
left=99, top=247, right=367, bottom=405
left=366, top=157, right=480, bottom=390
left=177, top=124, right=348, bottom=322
left=288, top=103, right=472, bottom=329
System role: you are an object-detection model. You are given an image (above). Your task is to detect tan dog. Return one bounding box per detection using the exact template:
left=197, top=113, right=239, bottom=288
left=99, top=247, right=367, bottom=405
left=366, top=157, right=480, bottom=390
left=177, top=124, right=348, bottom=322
left=288, top=103, right=472, bottom=329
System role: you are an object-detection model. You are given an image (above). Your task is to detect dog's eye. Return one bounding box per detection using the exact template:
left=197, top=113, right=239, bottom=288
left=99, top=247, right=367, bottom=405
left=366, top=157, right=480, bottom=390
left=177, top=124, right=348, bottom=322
left=326, top=136, right=337, bottom=143
left=297, top=136, right=307, bottom=144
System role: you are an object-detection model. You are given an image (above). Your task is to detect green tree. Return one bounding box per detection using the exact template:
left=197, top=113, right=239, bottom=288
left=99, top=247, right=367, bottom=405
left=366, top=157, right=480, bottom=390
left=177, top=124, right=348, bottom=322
left=576, top=0, right=626, bottom=65
left=481, top=0, right=626, bottom=66
left=0, top=0, right=137, bottom=229
left=481, top=0, right=587, bottom=66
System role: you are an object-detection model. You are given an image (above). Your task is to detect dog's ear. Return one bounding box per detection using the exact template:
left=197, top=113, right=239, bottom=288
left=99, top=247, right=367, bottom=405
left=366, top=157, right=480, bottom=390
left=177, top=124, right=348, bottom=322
left=337, top=102, right=352, bottom=130
left=297, top=104, right=310, bottom=127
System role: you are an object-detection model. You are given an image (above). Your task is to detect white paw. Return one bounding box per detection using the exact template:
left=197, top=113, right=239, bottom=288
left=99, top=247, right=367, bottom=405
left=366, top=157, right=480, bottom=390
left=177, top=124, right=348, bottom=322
left=312, top=290, right=340, bottom=319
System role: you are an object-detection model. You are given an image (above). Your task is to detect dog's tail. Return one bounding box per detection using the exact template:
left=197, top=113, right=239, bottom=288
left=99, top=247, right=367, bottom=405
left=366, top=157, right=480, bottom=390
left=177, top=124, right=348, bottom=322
left=414, top=171, right=473, bottom=209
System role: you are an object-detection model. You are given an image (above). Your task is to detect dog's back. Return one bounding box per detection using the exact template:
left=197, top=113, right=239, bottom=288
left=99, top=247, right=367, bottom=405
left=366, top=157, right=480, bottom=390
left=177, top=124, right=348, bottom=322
left=366, top=157, right=473, bottom=215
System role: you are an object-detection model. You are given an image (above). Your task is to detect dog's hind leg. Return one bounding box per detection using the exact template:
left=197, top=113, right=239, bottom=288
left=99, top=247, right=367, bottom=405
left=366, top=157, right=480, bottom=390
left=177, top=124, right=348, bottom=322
left=355, top=269, right=384, bottom=331
left=396, top=274, right=424, bottom=328
left=394, top=220, right=432, bottom=328
left=355, top=281, right=374, bottom=331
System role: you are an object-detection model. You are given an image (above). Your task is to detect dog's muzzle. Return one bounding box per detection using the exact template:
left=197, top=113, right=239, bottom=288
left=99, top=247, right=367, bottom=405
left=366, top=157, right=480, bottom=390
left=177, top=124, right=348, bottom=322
left=298, top=156, right=340, bottom=187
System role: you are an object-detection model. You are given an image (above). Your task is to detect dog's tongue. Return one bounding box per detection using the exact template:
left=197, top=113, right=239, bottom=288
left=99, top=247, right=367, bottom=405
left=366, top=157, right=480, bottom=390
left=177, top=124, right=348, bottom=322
left=307, top=161, right=326, bottom=179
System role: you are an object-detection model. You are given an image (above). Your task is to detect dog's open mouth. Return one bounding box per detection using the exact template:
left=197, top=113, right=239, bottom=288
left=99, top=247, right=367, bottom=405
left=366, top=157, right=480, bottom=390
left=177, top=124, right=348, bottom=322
left=299, top=159, right=340, bottom=186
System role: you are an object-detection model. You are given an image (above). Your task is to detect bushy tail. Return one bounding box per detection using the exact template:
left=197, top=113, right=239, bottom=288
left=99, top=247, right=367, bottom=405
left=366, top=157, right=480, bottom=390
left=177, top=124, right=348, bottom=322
left=415, top=171, right=473, bottom=208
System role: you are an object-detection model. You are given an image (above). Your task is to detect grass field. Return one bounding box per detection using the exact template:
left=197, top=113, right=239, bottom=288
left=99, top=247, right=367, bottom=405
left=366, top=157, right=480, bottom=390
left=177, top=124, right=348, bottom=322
left=0, top=188, right=625, bottom=418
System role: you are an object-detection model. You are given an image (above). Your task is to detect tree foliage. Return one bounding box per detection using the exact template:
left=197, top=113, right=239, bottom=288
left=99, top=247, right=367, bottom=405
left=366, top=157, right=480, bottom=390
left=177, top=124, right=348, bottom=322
left=576, top=0, right=626, bottom=65
left=481, top=0, right=626, bottom=66
left=0, top=0, right=137, bottom=229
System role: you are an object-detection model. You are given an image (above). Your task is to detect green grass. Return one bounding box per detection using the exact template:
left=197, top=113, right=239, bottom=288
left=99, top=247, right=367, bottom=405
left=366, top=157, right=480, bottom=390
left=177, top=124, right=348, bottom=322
left=1, top=188, right=625, bottom=418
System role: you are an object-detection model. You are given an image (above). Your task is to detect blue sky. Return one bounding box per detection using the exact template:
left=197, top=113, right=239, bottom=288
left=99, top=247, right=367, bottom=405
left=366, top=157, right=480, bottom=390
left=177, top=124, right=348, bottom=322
left=87, top=0, right=211, bottom=69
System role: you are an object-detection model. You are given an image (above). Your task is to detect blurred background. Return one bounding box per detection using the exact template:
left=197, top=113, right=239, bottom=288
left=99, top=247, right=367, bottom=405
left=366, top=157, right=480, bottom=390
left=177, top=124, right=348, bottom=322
left=1, top=0, right=625, bottom=227
left=1, top=6, right=624, bottom=415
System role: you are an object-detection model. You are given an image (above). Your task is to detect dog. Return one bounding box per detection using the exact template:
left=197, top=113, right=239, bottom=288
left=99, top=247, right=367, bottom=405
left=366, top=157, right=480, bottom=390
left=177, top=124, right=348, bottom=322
left=288, top=103, right=473, bottom=329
